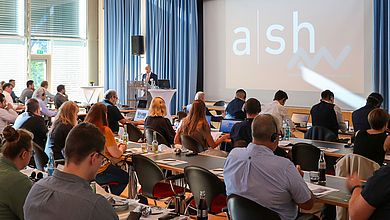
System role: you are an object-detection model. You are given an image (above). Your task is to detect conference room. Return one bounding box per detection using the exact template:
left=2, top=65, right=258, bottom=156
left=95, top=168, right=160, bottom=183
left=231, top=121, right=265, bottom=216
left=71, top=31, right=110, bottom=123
left=0, top=0, right=390, bottom=220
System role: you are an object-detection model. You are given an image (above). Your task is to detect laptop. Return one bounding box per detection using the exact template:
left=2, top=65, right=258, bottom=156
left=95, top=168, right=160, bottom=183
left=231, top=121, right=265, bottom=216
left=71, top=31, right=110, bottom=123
left=291, top=113, right=310, bottom=127
left=133, top=109, right=148, bottom=122
left=157, top=79, right=170, bottom=89
left=219, top=119, right=242, bottom=133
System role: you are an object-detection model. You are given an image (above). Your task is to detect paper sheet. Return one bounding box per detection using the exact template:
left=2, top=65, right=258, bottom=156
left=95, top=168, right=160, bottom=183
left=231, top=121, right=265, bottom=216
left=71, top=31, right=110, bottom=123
left=156, top=158, right=188, bottom=166
left=211, top=131, right=223, bottom=141
left=306, top=182, right=339, bottom=197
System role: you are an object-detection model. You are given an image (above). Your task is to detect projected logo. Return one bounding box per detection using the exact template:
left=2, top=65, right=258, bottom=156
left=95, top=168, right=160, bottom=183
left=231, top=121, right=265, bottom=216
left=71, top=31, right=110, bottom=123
left=231, top=11, right=351, bottom=70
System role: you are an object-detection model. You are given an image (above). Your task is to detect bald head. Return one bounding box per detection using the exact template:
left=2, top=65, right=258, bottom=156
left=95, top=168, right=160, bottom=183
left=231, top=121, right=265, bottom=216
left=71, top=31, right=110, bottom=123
left=252, top=114, right=279, bottom=147
left=194, top=92, right=205, bottom=102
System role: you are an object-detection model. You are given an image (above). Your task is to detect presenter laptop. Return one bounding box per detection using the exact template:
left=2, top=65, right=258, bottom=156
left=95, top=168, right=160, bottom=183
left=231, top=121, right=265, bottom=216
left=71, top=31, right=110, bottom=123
left=133, top=109, right=148, bottom=122
left=291, top=113, right=310, bottom=127
left=219, top=119, right=242, bottom=133
left=157, top=79, right=170, bottom=89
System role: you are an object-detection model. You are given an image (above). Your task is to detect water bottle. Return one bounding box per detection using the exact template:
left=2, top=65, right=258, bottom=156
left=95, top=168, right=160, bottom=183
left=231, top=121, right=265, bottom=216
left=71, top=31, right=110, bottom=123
left=318, top=150, right=326, bottom=184
left=122, top=125, right=129, bottom=143
left=47, top=151, right=55, bottom=176
left=197, top=191, right=208, bottom=220
left=152, top=131, right=158, bottom=153
left=285, top=121, right=291, bottom=140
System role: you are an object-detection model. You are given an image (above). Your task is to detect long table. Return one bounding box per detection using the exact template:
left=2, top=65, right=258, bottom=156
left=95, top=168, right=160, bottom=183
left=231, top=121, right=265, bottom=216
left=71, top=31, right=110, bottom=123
left=279, top=138, right=353, bottom=157
left=142, top=152, right=351, bottom=208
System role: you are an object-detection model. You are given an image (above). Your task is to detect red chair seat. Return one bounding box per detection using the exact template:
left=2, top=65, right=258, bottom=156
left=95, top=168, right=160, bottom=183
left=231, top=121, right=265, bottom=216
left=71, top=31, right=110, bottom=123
left=139, top=182, right=187, bottom=199
left=189, top=194, right=227, bottom=214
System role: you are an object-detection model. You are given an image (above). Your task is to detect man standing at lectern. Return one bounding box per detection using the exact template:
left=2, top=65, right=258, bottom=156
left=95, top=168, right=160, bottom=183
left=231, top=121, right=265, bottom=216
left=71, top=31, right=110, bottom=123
left=142, top=64, right=158, bottom=85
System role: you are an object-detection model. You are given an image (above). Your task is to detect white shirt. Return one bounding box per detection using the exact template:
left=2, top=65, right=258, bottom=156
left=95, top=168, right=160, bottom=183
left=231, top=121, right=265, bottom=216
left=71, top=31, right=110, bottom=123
left=261, top=100, right=294, bottom=130
left=3, top=90, right=18, bottom=109
left=0, top=107, right=18, bottom=133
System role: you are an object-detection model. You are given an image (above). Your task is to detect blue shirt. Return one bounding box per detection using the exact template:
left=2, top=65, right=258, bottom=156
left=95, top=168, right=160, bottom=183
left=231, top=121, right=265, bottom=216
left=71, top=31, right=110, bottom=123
left=225, top=98, right=245, bottom=119
left=224, top=143, right=312, bottom=220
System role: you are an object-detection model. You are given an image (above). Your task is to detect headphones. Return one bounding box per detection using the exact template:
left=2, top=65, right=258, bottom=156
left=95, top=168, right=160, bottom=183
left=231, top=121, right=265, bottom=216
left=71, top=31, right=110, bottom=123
left=269, top=115, right=279, bottom=142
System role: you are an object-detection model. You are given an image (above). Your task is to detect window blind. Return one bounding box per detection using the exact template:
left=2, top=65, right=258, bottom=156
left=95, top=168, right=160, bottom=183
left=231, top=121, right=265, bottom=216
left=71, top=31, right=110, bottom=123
left=0, top=0, right=24, bottom=35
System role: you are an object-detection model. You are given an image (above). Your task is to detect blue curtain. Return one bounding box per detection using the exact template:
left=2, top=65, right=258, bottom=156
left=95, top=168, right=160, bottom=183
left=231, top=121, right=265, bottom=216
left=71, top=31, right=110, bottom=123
left=373, top=0, right=390, bottom=110
left=104, top=0, right=141, bottom=103
left=145, top=0, right=198, bottom=113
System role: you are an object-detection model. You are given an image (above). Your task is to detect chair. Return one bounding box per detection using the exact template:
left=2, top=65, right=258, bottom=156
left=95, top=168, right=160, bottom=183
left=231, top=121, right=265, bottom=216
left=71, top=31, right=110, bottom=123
left=126, top=123, right=143, bottom=142
left=144, top=128, right=170, bottom=146
left=227, top=194, right=280, bottom=220
left=213, top=101, right=225, bottom=115
left=292, top=143, right=320, bottom=171
left=32, top=142, right=48, bottom=171
left=184, top=166, right=227, bottom=215
left=132, top=154, right=185, bottom=205
left=304, top=126, right=338, bottom=142
left=180, top=134, right=204, bottom=153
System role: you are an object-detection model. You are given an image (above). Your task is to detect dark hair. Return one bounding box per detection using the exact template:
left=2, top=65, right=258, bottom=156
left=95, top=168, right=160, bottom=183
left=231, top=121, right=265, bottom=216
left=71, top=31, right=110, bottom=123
left=2, top=126, right=33, bottom=160
left=26, top=80, right=34, bottom=88
left=367, top=92, right=383, bottom=107
left=57, top=85, right=65, bottom=93
left=368, top=109, right=389, bottom=130
left=40, top=81, right=48, bottom=87
left=274, top=90, right=288, bottom=101
left=26, top=98, right=40, bottom=113
left=2, top=83, right=12, bottom=91
left=236, top=89, right=246, bottom=99
left=0, top=93, right=5, bottom=103
left=9, top=79, right=15, bottom=83
left=64, top=122, right=105, bottom=165
left=84, top=103, right=108, bottom=131
left=321, top=90, right=334, bottom=100
left=104, top=90, right=117, bottom=100
left=244, top=98, right=261, bottom=115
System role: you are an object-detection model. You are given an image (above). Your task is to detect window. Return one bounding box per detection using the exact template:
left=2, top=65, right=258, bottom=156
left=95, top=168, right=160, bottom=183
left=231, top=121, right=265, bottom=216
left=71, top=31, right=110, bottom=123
left=0, top=0, right=24, bottom=36
left=31, top=0, right=87, bottom=38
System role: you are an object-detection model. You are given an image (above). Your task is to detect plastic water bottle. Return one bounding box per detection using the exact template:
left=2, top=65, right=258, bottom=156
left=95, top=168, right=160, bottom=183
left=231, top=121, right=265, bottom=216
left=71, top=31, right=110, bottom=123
left=283, top=120, right=290, bottom=140
left=47, top=151, right=55, bottom=176
left=122, top=125, right=129, bottom=143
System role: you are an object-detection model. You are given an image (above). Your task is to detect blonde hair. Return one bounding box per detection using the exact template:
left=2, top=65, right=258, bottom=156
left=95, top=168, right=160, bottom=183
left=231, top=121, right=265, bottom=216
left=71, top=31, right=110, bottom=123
left=50, top=101, right=79, bottom=134
left=148, top=97, right=167, bottom=117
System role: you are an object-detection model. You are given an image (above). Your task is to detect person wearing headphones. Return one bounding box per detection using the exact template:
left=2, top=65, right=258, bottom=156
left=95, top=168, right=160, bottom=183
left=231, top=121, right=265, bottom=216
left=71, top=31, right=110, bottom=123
left=224, top=114, right=315, bottom=220
left=352, top=92, right=384, bottom=132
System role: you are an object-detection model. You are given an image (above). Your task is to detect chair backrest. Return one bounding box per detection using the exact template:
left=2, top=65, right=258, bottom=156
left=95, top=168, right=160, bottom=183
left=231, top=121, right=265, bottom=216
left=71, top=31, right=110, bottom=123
left=132, top=154, right=165, bottom=198
left=213, top=101, right=225, bottom=106
left=304, top=126, right=338, bottom=142
left=227, top=194, right=280, bottom=220
left=184, top=166, right=226, bottom=210
left=126, top=123, right=143, bottom=142
left=335, top=153, right=380, bottom=179
left=292, top=143, right=321, bottom=171
left=33, top=142, right=48, bottom=171
left=144, top=128, right=170, bottom=146
left=180, top=134, right=204, bottom=153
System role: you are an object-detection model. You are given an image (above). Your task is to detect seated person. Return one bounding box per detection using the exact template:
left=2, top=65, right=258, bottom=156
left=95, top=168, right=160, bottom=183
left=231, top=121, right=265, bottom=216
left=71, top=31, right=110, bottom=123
left=347, top=167, right=390, bottom=219
left=53, top=85, right=69, bottom=109
left=85, top=103, right=129, bottom=196
left=310, top=90, right=347, bottom=135
left=0, top=126, right=33, bottom=220
left=225, top=89, right=246, bottom=119
left=2, top=83, right=23, bottom=110
left=144, top=97, right=176, bottom=145
left=186, top=91, right=212, bottom=116
left=23, top=123, right=119, bottom=220
left=32, top=81, right=54, bottom=102
left=14, top=99, right=48, bottom=150
left=33, top=87, right=57, bottom=117
left=230, top=98, right=261, bottom=147
left=353, top=108, right=390, bottom=165
left=9, top=79, right=18, bottom=103
left=174, top=100, right=229, bottom=151
left=0, top=93, right=18, bottom=133
left=19, top=80, right=35, bottom=104
left=101, top=89, right=142, bottom=134
left=352, top=92, right=383, bottom=132
left=44, top=101, right=79, bottom=160
left=224, top=114, right=314, bottom=220
left=261, top=90, right=295, bottom=132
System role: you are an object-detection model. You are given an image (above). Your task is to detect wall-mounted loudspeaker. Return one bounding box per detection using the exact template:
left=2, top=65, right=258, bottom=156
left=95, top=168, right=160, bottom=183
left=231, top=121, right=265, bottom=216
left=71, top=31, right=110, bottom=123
left=131, top=35, right=144, bottom=55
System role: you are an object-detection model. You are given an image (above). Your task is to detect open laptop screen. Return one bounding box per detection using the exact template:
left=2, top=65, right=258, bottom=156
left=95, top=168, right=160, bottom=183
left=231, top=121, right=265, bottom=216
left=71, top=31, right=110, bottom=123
left=219, top=119, right=241, bottom=133
left=134, top=109, right=148, bottom=121
left=291, top=113, right=310, bottom=126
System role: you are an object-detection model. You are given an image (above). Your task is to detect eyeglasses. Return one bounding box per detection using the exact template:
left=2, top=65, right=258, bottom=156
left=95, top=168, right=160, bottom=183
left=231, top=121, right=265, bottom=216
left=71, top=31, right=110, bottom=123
left=96, top=152, right=110, bottom=166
